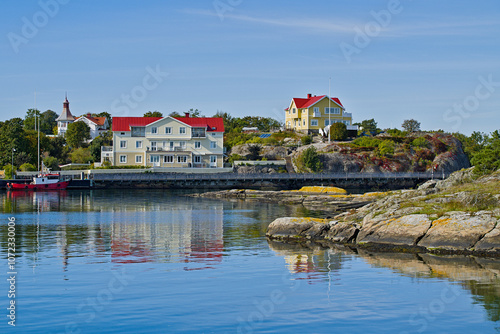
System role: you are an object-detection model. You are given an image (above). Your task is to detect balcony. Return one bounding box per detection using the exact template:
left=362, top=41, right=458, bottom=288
left=101, top=146, right=113, bottom=152
left=343, top=112, right=352, bottom=118
left=147, top=146, right=186, bottom=152
left=313, top=111, right=321, bottom=118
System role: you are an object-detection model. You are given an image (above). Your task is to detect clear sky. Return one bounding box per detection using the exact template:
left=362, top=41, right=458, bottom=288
left=1, top=0, right=499, bottom=134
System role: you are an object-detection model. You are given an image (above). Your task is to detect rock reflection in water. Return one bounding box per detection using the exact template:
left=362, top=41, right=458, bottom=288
left=268, top=240, right=500, bottom=323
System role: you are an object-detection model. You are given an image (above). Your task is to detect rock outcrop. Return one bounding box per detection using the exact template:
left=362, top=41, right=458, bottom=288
left=266, top=168, right=500, bottom=257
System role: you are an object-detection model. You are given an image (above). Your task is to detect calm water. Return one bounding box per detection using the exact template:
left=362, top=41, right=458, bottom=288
left=1, top=189, right=500, bottom=333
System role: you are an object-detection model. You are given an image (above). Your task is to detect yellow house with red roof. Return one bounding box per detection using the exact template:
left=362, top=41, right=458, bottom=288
left=285, top=94, right=355, bottom=134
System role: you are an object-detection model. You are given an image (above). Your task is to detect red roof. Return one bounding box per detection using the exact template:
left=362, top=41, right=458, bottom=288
left=112, top=117, right=162, bottom=132
left=112, top=116, right=224, bottom=132
left=173, top=117, right=224, bottom=132
left=75, top=116, right=107, bottom=126
left=291, top=95, right=344, bottom=109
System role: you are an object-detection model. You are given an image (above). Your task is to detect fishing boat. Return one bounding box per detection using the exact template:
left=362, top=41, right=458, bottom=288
left=7, top=172, right=70, bottom=190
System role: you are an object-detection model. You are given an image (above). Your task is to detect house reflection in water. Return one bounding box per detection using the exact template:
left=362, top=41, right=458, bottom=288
left=109, top=204, right=224, bottom=269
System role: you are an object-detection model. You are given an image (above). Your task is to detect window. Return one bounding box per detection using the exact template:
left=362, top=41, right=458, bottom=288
left=164, top=155, right=173, bottom=163
left=195, top=141, right=201, bottom=149
left=119, top=155, right=127, bottom=163
left=325, top=107, right=340, bottom=114
left=179, top=127, right=186, bottom=134
left=151, top=141, right=157, bottom=151
left=177, top=156, right=188, bottom=163
left=151, top=156, right=160, bottom=166
left=344, top=120, right=350, bottom=125
left=135, top=155, right=142, bottom=163
left=210, top=142, right=217, bottom=149
left=120, top=141, right=127, bottom=148
left=136, top=141, right=143, bottom=149
left=165, top=127, right=172, bottom=134
left=303, top=120, right=305, bottom=126
left=311, top=120, right=318, bottom=126
left=292, top=108, right=296, bottom=114
left=325, top=120, right=331, bottom=126
left=210, top=155, right=217, bottom=167
left=180, top=141, right=186, bottom=149
left=131, top=127, right=145, bottom=137
left=194, top=155, right=201, bottom=163
left=192, top=128, right=206, bottom=138
left=314, top=107, right=319, bottom=113
left=151, top=127, right=158, bottom=134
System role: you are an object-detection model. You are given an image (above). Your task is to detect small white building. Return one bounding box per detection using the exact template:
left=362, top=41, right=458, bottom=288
left=55, top=96, right=76, bottom=137
left=55, top=95, right=109, bottom=140
left=74, top=114, right=109, bottom=140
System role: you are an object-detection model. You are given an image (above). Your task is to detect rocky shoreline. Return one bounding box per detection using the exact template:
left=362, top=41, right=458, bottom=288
left=189, top=187, right=386, bottom=212
left=266, top=168, right=500, bottom=257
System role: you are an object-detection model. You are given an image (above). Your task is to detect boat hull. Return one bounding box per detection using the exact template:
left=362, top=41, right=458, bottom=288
left=7, top=180, right=70, bottom=190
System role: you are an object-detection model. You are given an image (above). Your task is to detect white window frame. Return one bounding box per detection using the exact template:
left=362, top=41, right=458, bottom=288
left=164, top=155, right=174, bottom=163
left=180, top=141, right=186, bottom=149
left=314, top=107, right=319, bottom=113
left=325, top=107, right=341, bottom=115
left=135, top=155, right=142, bottom=163
left=136, top=141, right=142, bottom=149
left=325, top=120, right=331, bottom=127
left=151, top=127, right=158, bottom=134
left=179, top=127, right=186, bottom=134
left=194, top=155, right=201, bottom=163
left=120, top=140, right=127, bottom=149
left=119, top=155, right=127, bottom=163
left=210, top=141, right=217, bottom=149
left=151, top=141, right=157, bottom=151
left=311, top=120, right=318, bottom=126
left=195, top=141, right=201, bottom=149
left=165, top=127, right=172, bottom=134
left=292, top=108, right=296, bottom=114
left=177, top=155, right=188, bottom=163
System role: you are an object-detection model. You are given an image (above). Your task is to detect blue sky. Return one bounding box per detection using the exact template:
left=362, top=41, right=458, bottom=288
left=1, top=0, right=499, bottom=134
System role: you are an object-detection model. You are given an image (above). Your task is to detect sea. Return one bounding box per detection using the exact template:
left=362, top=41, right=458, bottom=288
left=1, top=189, right=499, bottom=333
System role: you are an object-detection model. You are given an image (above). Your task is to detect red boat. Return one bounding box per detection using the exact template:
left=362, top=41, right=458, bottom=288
left=7, top=173, right=70, bottom=191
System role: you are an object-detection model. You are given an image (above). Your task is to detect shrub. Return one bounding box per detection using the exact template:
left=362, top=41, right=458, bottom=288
left=19, top=163, right=36, bottom=171
left=301, top=135, right=312, bottom=145
left=3, top=164, right=15, bottom=179
left=330, top=123, right=348, bottom=141
left=378, top=140, right=395, bottom=155
left=412, top=137, right=429, bottom=148
left=228, top=154, right=246, bottom=164
left=352, top=137, right=382, bottom=148
left=301, top=147, right=322, bottom=172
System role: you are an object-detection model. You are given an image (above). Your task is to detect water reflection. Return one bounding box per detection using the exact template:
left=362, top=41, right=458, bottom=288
left=268, top=239, right=500, bottom=324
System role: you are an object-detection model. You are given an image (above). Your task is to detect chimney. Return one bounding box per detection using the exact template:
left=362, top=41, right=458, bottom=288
left=307, top=93, right=312, bottom=98
left=185, top=112, right=190, bottom=118
left=87, top=113, right=91, bottom=118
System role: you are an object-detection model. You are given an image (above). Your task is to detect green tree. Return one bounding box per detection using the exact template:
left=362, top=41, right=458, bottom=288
left=89, top=131, right=113, bottom=162
left=330, top=122, right=348, bottom=141
left=301, top=147, right=322, bottom=172
left=43, top=156, right=60, bottom=171
left=213, top=111, right=235, bottom=131
left=246, top=145, right=261, bottom=160
left=3, top=164, right=15, bottom=179
left=70, top=147, right=93, bottom=164
left=354, top=118, right=379, bottom=134
left=40, top=110, right=58, bottom=134
left=470, top=131, right=500, bottom=176
left=66, top=122, right=91, bottom=148
left=412, top=137, right=429, bottom=148
left=187, top=108, right=203, bottom=117
left=169, top=111, right=181, bottom=117
left=144, top=111, right=163, bottom=117
left=0, top=118, right=29, bottom=167
left=402, top=119, right=421, bottom=133
left=23, top=109, right=41, bottom=131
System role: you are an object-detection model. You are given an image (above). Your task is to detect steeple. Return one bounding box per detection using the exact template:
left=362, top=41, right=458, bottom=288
left=56, top=94, right=75, bottom=121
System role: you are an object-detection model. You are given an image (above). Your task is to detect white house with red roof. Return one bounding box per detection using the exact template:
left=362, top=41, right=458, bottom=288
left=104, top=113, right=225, bottom=168
left=74, top=113, right=109, bottom=140
left=285, top=93, right=356, bottom=134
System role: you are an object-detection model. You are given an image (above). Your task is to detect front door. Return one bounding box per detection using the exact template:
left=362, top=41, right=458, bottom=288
left=151, top=155, right=160, bottom=167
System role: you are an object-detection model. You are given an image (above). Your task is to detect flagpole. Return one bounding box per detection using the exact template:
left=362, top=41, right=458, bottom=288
left=328, top=77, right=331, bottom=144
